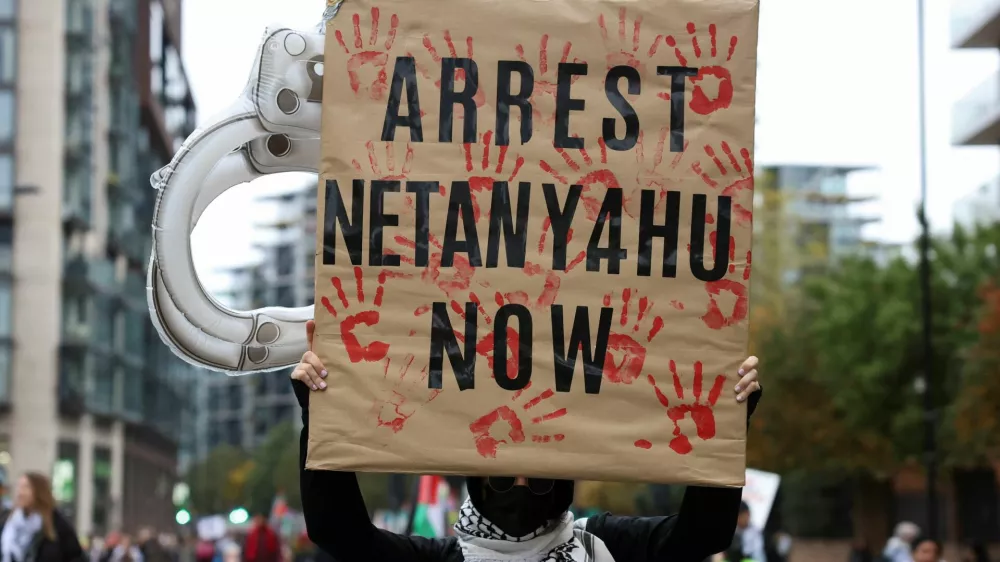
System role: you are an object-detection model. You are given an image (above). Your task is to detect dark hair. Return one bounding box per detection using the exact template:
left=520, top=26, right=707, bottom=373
left=739, top=501, right=751, bottom=514
left=912, top=536, right=941, bottom=556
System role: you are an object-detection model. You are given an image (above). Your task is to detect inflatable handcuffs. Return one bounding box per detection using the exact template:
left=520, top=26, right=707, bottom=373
left=148, top=25, right=328, bottom=374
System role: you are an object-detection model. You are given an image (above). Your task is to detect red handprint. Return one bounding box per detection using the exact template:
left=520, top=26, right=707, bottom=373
left=628, top=127, right=689, bottom=217
left=334, top=7, right=400, bottom=100
left=701, top=279, right=749, bottom=330
left=460, top=130, right=526, bottom=222
left=539, top=139, right=628, bottom=221
left=691, top=141, right=754, bottom=226
left=320, top=267, right=411, bottom=363
left=513, top=36, right=582, bottom=125
left=414, top=292, right=520, bottom=382
left=391, top=234, right=476, bottom=298
left=601, top=289, right=665, bottom=385
left=662, top=23, right=739, bottom=115
left=412, top=31, right=485, bottom=117
left=639, top=360, right=726, bottom=454
left=469, top=384, right=567, bottom=458
left=371, top=353, right=442, bottom=433
left=597, top=8, right=660, bottom=72
left=351, top=140, right=414, bottom=181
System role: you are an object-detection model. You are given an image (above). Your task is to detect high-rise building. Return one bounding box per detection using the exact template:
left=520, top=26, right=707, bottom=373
left=754, top=164, right=877, bottom=281
left=952, top=0, right=1000, bottom=147
left=0, top=0, right=197, bottom=535
left=196, top=185, right=315, bottom=458
left=953, top=176, right=1000, bottom=228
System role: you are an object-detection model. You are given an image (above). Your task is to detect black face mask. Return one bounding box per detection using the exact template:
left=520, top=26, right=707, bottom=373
left=479, top=486, right=557, bottom=538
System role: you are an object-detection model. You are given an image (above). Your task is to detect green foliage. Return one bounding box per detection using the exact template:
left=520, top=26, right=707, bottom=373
left=185, top=444, right=251, bottom=513
left=245, top=422, right=299, bottom=515
left=749, top=221, right=1000, bottom=474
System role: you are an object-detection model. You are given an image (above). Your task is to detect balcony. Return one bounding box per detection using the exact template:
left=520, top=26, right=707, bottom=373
left=952, top=0, right=1000, bottom=48
left=64, top=257, right=119, bottom=294
left=953, top=71, right=1000, bottom=145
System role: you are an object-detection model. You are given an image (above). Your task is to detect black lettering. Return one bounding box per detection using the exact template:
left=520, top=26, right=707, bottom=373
left=586, top=188, right=627, bottom=274
left=493, top=304, right=532, bottom=391
left=322, top=179, right=363, bottom=265
left=603, top=66, right=640, bottom=151
left=690, top=194, right=732, bottom=282
left=406, top=181, right=438, bottom=267
left=442, top=181, right=483, bottom=267
left=656, top=66, right=698, bottom=152
left=429, top=302, right=477, bottom=390
left=542, top=183, right=582, bottom=271
left=486, top=181, right=530, bottom=268
left=554, top=63, right=587, bottom=149
left=382, top=57, right=424, bottom=142
left=638, top=190, right=680, bottom=277
left=551, top=305, right=613, bottom=394
left=439, top=58, right=479, bottom=143
left=369, top=180, right=400, bottom=267
left=496, top=61, right=534, bottom=146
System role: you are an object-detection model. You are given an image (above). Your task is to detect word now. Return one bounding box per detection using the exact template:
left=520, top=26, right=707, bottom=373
left=381, top=58, right=698, bottom=152
left=429, top=302, right=612, bottom=394
left=323, top=179, right=734, bottom=282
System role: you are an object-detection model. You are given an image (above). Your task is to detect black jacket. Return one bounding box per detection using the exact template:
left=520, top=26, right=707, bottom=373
left=0, top=510, right=84, bottom=562
left=294, top=380, right=760, bottom=562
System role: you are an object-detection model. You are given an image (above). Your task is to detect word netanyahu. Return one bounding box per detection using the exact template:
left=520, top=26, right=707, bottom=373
left=323, top=179, right=734, bottom=282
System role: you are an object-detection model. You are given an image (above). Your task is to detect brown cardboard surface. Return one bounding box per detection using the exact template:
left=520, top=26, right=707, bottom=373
left=309, top=0, right=759, bottom=486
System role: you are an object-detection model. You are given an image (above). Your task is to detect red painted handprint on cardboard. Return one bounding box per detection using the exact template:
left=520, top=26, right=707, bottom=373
left=459, top=130, right=526, bottom=222
left=637, top=360, right=727, bottom=454
left=371, top=354, right=442, bottom=433
left=321, top=267, right=412, bottom=363
left=600, top=289, right=666, bottom=385
left=469, top=384, right=567, bottom=458
left=662, top=23, right=739, bottom=115
left=513, top=36, right=583, bottom=125
left=412, top=30, right=486, bottom=117
left=334, top=8, right=400, bottom=100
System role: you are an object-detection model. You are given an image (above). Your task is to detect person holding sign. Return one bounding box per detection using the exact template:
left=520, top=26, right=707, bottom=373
left=292, top=320, right=762, bottom=562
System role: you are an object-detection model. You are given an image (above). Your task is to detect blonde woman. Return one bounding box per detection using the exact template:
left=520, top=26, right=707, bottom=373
left=0, top=473, right=83, bottom=562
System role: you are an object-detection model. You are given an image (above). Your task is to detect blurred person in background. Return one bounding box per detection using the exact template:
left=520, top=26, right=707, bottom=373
left=242, top=515, right=279, bottom=562
left=194, top=536, right=215, bottom=562
left=910, top=537, right=942, bottom=562
left=0, top=472, right=83, bottom=562
left=292, top=320, right=762, bottom=562
left=111, top=535, right=143, bottom=562
left=88, top=535, right=105, bottom=562
left=100, top=533, right=122, bottom=562
left=960, top=542, right=990, bottom=562
left=137, top=529, right=169, bottom=562
left=723, top=502, right=765, bottom=562
left=883, top=522, right=920, bottom=562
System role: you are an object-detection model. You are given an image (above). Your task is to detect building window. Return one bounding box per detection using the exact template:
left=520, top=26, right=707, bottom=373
left=0, top=0, right=14, bottom=18
left=0, top=154, right=12, bottom=211
left=276, top=244, right=294, bottom=277
left=0, top=90, right=12, bottom=142
left=0, top=280, right=9, bottom=337
left=0, top=26, right=14, bottom=86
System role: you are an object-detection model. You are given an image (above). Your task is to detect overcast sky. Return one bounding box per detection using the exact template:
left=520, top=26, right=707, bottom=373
left=183, top=0, right=1000, bottom=295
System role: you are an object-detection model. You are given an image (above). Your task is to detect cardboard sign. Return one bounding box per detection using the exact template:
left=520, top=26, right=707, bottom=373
left=309, top=0, right=759, bottom=486
left=742, top=469, right=781, bottom=528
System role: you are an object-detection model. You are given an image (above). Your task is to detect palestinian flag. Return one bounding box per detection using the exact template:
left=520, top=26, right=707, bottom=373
left=410, top=475, right=447, bottom=538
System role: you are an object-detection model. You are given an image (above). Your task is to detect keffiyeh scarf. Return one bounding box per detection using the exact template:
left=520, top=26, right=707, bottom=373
left=1, top=509, right=42, bottom=562
left=453, top=499, right=615, bottom=562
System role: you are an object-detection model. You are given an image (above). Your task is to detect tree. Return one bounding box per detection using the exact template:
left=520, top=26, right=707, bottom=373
left=245, top=422, right=299, bottom=515
left=186, top=445, right=251, bottom=514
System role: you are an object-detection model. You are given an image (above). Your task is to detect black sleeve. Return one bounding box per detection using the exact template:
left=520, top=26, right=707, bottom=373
left=293, top=380, right=461, bottom=562
left=54, top=511, right=84, bottom=562
left=586, top=389, right=762, bottom=562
